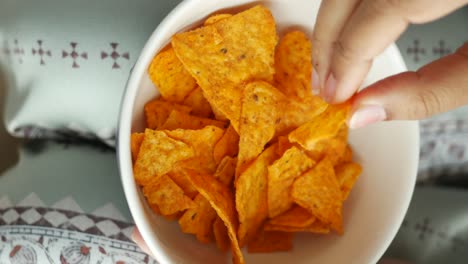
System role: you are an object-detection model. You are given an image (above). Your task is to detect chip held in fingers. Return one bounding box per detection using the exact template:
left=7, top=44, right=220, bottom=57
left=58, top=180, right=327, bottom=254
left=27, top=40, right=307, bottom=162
left=131, top=5, right=362, bottom=263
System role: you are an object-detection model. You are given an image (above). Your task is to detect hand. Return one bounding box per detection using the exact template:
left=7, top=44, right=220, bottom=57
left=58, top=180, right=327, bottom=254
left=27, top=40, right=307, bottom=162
left=131, top=228, right=155, bottom=258
left=312, top=0, right=468, bottom=129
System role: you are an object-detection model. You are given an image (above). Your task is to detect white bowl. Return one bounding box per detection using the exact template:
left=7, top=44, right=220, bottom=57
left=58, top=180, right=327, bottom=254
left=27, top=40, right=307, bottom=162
left=117, top=0, right=419, bottom=263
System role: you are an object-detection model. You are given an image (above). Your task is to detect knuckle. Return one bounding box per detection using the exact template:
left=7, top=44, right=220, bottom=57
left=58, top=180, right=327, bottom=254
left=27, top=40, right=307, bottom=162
left=413, top=88, right=443, bottom=119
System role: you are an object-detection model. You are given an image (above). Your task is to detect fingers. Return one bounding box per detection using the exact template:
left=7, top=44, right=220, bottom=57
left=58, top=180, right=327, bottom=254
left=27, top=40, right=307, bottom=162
left=131, top=227, right=155, bottom=258
left=312, top=0, right=361, bottom=94
left=323, top=0, right=468, bottom=103
left=348, top=43, right=468, bottom=129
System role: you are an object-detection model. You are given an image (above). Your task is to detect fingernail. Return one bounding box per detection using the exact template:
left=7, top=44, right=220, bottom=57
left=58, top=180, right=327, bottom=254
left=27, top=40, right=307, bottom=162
left=312, top=67, right=320, bottom=95
left=323, top=74, right=337, bottom=103
left=349, top=105, right=387, bottom=129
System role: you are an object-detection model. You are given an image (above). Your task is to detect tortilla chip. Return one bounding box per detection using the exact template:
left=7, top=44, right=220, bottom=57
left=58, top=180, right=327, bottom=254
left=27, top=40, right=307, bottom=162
left=142, top=174, right=195, bottom=216
left=179, top=194, right=217, bottom=243
left=213, top=216, right=230, bottom=252
left=268, top=146, right=316, bottom=218
left=247, top=230, right=293, bottom=253
left=335, top=162, right=362, bottom=200
left=292, top=158, right=343, bottom=233
left=185, top=170, right=244, bottom=264
left=214, top=156, right=237, bottom=186
left=204, top=13, right=233, bottom=26
left=264, top=220, right=330, bottom=234
left=165, top=126, right=225, bottom=173
left=159, top=109, right=227, bottom=130
left=211, top=103, right=229, bottom=121
left=305, top=125, right=348, bottom=165
left=213, top=125, right=239, bottom=165
left=148, top=47, right=197, bottom=102
left=288, top=103, right=350, bottom=150
left=276, top=136, right=293, bottom=156
left=168, top=169, right=198, bottom=199
left=267, top=206, right=315, bottom=228
left=338, top=145, right=354, bottom=164
left=237, top=81, right=288, bottom=177
left=183, top=86, right=213, bottom=118
left=236, top=144, right=278, bottom=247
left=131, top=133, right=144, bottom=162
left=134, top=129, right=194, bottom=185
left=172, top=5, right=278, bottom=131
left=274, top=30, right=312, bottom=98
left=144, top=98, right=191, bottom=130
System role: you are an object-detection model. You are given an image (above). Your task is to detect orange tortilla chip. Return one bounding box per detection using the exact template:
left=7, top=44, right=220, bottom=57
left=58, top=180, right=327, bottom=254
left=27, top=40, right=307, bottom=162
left=160, top=109, right=227, bottom=130
left=247, top=230, right=293, bottom=253
left=179, top=194, right=217, bottom=243
left=142, top=175, right=195, bottom=216
left=236, top=144, right=278, bottom=247
left=131, top=132, right=144, bottom=162
left=335, top=162, right=362, bottom=200
left=204, top=13, right=233, bottom=26
left=267, top=206, right=315, bottom=228
left=148, top=47, right=197, bottom=103
left=274, top=31, right=312, bottom=98
left=165, top=126, right=225, bottom=173
left=276, top=136, right=293, bottom=156
left=214, top=156, right=236, bottom=186
left=168, top=169, right=198, bottom=199
left=172, top=5, right=278, bottom=131
left=339, top=145, right=354, bottom=164
left=213, top=216, right=230, bottom=252
left=185, top=170, right=244, bottom=264
left=292, top=158, right=343, bottom=233
left=288, top=103, right=350, bottom=150
left=264, top=220, right=330, bottom=234
left=268, top=146, right=316, bottom=218
left=183, top=86, right=213, bottom=118
left=213, top=125, right=239, bottom=165
left=144, top=98, right=191, bottom=130
left=237, top=81, right=288, bottom=177
left=133, top=129, right=194, bottom=185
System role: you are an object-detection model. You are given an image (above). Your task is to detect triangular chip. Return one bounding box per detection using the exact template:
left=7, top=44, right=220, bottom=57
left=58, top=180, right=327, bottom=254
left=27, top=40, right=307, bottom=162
left=168, top=169, right=198, bottom=199
left=268, top=146, right=316, bottom=218
left=335, top=162, right=362, bottom=200
left=130, top=132, right=144, bottom=162
left=144, top=98, right=191, bottom=130
left=185, top=170, right=244, bottom=264
left=237, top=81, right=288, bottom=177
left=134, top=129, right=194, bottom=185
left=338, top=145, right=354, bottom=165
left=179, top=194, right=217, bottom=243
left=247, top=230, right=293, bottom=253
left=148, top=47, right=197, bottom=103
left=204, top=13, right=233, bottom=26
left=288, top=103, right=350, bottom=150
left=292, top=158, right=343, bottom=233
left=213, top=216, right=231, bottom=252
left=213, top=125, right=239, bottom=165
left=143, top=175, right=195, bottom=216
left=159, top=109, right=227, bottom=130
left=172, top=5, right=277, bottom=131
left=274, top=30, right=312, bottom=98
left=183, top=86, right=213, bottom=118
left=267, top=206, right=315, bottom=228
left=165, top=126, right=225, bottom=173
left=236, top=144, right=278, bottom=247
left=214, top=156, right=236, bottom=186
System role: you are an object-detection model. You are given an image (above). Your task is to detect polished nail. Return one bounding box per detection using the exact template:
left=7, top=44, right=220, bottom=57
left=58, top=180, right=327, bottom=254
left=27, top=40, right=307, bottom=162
left=312, top=67, right=320, bottom=95
left=324, top=74, right=337, bottom=103
left=349, top=105, right=387, bottom=129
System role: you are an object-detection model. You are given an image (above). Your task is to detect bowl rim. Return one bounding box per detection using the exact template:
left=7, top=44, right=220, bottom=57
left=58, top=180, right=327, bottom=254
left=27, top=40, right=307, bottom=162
left=117, top=0, right=419, bottom=263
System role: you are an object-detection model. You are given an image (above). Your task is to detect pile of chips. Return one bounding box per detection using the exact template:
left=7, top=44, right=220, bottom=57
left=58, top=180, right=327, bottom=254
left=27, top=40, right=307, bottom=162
left=131, top=5, right=362, bottom=264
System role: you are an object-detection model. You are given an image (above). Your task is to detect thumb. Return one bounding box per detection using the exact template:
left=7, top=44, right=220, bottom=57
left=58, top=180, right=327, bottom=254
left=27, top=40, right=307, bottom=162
left=348, top=43, right=468, bottom=129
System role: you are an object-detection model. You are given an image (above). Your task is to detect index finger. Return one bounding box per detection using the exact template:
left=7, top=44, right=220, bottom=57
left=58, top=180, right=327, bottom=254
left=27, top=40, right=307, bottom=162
left=329, top=0, right=468, bottom=103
